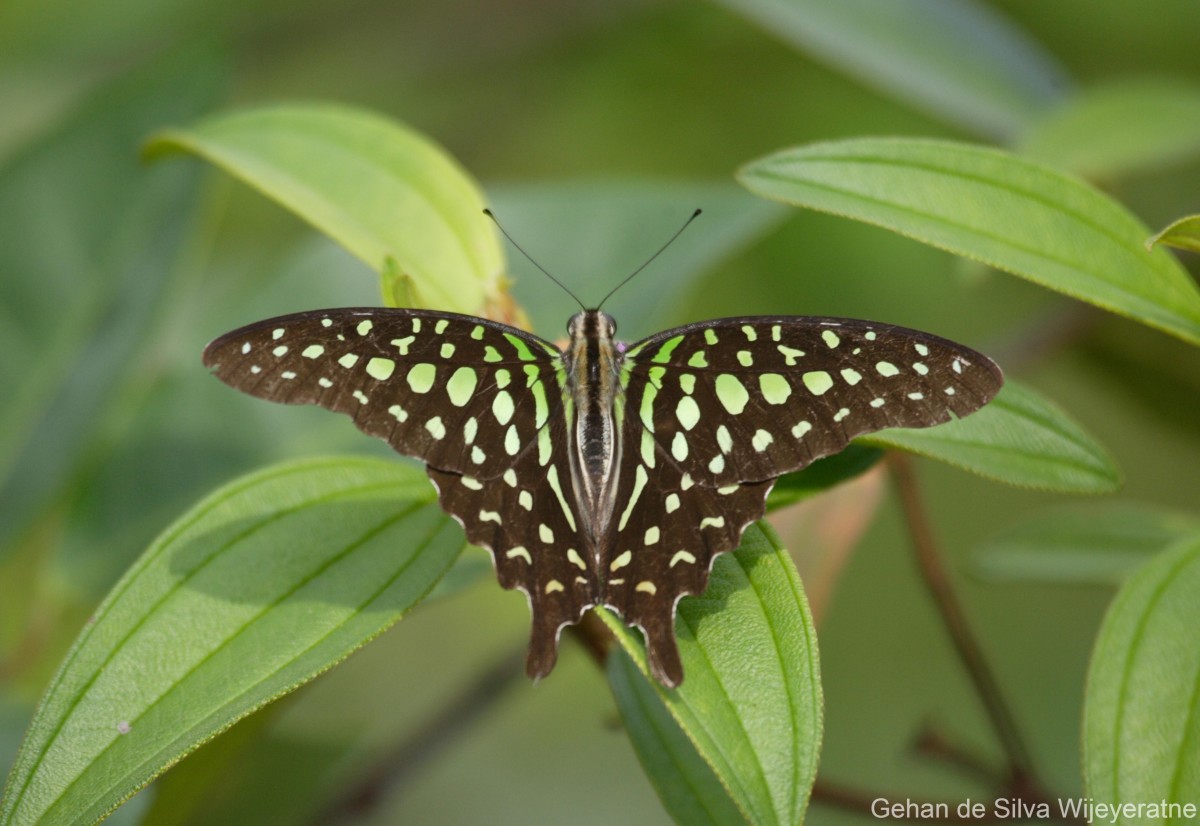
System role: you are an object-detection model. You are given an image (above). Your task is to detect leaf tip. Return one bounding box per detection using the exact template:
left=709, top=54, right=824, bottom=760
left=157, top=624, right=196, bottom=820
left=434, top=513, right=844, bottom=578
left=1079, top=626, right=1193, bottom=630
left=139, top=129, right=189, bottom=164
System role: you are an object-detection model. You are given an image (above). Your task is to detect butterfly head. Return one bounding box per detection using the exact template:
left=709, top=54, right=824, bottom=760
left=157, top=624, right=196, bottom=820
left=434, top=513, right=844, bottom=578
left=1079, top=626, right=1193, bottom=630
left=567, top=309, right=617, bottom=343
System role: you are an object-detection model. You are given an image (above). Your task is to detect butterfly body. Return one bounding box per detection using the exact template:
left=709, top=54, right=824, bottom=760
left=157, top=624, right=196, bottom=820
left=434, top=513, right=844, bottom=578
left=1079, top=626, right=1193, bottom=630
left=564, top=310, right=622, bottom=540
left=204, top=306, right=1002, bottom=686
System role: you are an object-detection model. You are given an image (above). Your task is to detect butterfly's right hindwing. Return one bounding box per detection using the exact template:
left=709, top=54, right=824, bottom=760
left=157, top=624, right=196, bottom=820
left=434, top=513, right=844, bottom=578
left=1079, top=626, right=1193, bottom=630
left=202, top=308, right=562, bottom=479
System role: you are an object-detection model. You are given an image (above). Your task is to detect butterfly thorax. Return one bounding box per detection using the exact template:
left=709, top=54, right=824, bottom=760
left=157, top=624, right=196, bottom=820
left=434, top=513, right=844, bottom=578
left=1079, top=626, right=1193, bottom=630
left=563, top=310, right=623, bottom=546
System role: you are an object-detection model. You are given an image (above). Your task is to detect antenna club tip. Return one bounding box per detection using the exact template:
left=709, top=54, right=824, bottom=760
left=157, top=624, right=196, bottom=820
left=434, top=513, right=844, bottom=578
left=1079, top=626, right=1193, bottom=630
left=482, top=207, right=494, bottom=217
left=692, top=208, right=702, bottom=217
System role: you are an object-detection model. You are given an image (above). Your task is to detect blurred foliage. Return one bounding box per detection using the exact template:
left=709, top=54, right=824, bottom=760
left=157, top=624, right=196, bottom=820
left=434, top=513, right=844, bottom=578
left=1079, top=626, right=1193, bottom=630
left=2, top=1, right=1200, bottom=824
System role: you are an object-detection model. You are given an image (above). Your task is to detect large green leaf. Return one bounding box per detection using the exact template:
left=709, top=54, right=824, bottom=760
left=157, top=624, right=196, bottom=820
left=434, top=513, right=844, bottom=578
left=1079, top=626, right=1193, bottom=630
left=863, top=380, right=1120, bottom=493
left=972, top=503, right=1200, bottom=585
left=0, top=457, right=464, bottom=826
left=711, top=0, right=1068, bottom=139
left=600, top=523, right=822, bottom=826
left=1020, top=78, right=1200, bottom=180
left=144, top=103, right=504, bottom=315
left=739, top=138, right=1200, bottom=346
left=1084, top=532, right=1200, bottom=816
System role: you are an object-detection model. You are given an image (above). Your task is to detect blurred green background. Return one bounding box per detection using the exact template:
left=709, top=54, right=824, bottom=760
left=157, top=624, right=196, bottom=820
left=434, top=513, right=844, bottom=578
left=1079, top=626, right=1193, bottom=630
left=2, top=1, right=1199, bottom=823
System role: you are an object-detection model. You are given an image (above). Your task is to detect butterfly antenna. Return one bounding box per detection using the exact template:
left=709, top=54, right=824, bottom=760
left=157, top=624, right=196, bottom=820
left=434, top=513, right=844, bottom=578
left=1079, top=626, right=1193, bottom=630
left=597, top=208, right=702, bottom=310
left=484, top=208, right=586, bottom=311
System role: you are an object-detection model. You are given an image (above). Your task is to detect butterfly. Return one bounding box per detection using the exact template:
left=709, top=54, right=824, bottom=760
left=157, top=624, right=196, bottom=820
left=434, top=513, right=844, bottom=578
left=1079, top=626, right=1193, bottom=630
left=203, top=299, right=1002, bottom=687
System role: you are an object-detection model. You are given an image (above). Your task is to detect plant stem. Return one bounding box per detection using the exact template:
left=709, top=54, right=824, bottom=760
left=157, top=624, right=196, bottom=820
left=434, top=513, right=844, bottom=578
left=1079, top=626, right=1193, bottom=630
left=912, top=722, right=1005, bottom=787
left=886, top=453, right=1035, bottom=781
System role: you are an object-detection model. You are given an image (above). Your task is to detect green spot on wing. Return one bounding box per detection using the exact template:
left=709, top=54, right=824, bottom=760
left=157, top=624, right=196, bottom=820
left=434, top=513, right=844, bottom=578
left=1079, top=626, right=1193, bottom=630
left=425, top=416, right=446, bottom=439
left=492, top=390, right=515, bottom=425
left=759, top=373, right=791, bottom=404
left=640, top=382, right=658, bottom=428
left=676, top=396, right=701, bottom=430
left=446, top=366, right=478, bottom=407
left=503, top=333, right=537, bottom=361
left=406, top=363, right=436, bottom=393
left=715, top=374, right=749, bottom=414
left=366, top=357, right=396, bottom=380
left=528, top=377, right=550, bottom=428
left=652, top=335, right=685, bottom=364
left=802, top=371, right=833, bottom=395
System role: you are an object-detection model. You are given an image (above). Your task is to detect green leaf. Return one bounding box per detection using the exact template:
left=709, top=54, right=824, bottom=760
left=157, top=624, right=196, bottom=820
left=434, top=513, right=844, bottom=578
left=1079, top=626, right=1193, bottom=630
left=711, top=0, right=1067, bottom=139
left=1147, top=214, right=1200, bottom=255
left=863, top=380, right=1121, bottom=493
left=600, top=522, right=822, bottom=826
left=144, top=103, right=504, bottom=315
left=0, top=456, right=464, bottom=826
left=739, top=137, right=1200, bottom=346
left=766, top=444, right=884, bottom=511
left=1084, top=532, right=1200, bottom=814
left=0, top=48, right=224, bottom=553
left=972, top=503, right=1200, bottom=585
left=608, top=652, right=747, bottom=826
left=1021, top=78, right=1200, bottom=180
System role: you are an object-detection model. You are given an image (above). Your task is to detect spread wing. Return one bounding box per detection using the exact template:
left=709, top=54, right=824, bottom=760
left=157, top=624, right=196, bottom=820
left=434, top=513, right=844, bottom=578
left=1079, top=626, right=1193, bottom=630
left=204, top=307, right=598, bottom=679
left=601, top=315, right=1003, bottom=684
